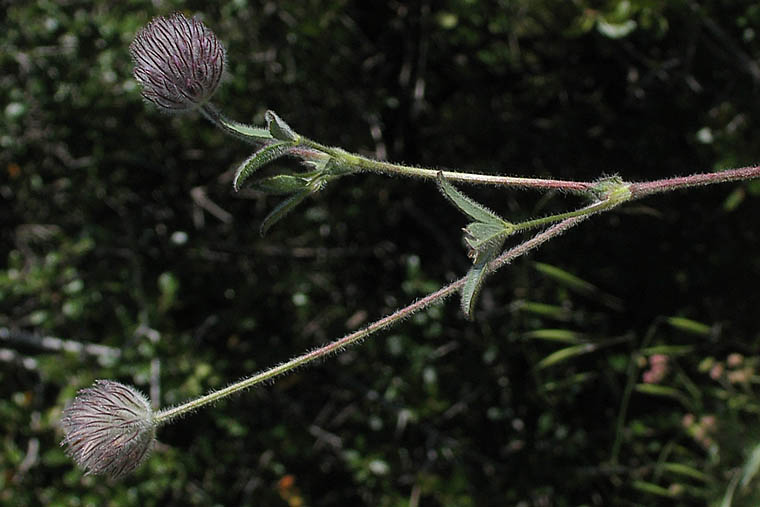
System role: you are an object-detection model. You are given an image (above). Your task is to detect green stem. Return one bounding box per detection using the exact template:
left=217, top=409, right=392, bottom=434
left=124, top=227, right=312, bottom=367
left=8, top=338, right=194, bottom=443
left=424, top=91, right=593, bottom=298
left=298, top=138, right=594, bottom=193
left=200, top=103, right=272, bottom=143
left=153, top=214, right=590, bottom=426
left=513, top=184, right=631, bottom=232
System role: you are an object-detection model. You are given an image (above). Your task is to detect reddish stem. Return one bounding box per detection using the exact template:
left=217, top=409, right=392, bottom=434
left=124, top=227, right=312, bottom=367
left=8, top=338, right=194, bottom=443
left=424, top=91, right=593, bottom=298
left=629, top=165, right=760, bottom=198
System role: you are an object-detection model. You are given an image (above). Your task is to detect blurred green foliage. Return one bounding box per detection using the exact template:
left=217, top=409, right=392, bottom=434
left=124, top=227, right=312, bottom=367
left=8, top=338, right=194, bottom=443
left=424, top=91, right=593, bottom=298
left=2, top=0, right=760, bottom=505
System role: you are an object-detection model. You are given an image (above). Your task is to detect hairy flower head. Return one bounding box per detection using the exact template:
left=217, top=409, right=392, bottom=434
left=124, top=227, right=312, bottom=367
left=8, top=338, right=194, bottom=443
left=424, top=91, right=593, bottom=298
left=61, top=380, right=156, bottom=479
left=130, top=12, right=225, bottom=112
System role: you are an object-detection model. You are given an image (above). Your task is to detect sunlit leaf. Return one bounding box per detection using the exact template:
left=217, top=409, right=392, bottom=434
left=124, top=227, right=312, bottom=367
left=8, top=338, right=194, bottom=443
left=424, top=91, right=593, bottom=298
left=255, top=174, right=310, bottom=195
left=437, top=172, right=506, bottom=226
left=632, top=480, right=676, bottom=498
left=665, top=316, right=712, bottom=337
left=523, top=329, right=585, bottom=344
left=739, top=442, right=760, bottom=489
left=659, top=462, right=709, bottom=482
left=233, top=142, right=291, bottom=191
left=536, top=343, right=596, bottom=370
left=461, top=259, right=489, bottom=319
left=265, top=110, right=299, bottom=142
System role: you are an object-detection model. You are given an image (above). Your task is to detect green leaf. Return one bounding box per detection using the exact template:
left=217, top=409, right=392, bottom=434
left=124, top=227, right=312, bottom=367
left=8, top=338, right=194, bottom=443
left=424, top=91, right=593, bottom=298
left=460, top=240, right=503, bottom=319
left=523, top=329, right=585, bottom=344
left=634, top=383, right=691, bottom=408
left=461, top=261, right=489, bottom=319
left=543, top=372, right=596, bottom=391
left=597, top=19, right=637, bottom=39
left=254, top=174, right=310, bottom=195
left=533, top=262, right=597, bottom=295
left=536, top=343, right=596, bottom=369
left=265, top=110, right=299, bottom=142
left=233, top=142, right=291, bottom=191
left=639, top=345, right=694, bottom=356
left=739, top=442, right=760, bottom=489
left=632, top=480, right=676, bottom=498
left=216, top=116, right=273, bottom=140
left=517, top=301, right=572, bottom=321
left=260, top=190, right=310, bottom=236
left=437, top=172, right=507, bottom=226
left=464, top=222, right=511, bottom=250
left=665, top=316, right=712, bottom=337
left=659, top=462, right=709, bottom=482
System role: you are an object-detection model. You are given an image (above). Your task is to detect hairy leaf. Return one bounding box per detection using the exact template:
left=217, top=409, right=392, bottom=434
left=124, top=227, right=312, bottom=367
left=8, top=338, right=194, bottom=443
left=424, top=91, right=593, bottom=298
left=437, top=172, right=506, bottom=226
left=255, top=174, right=310, bottom=195
left=233, top=142, right=291, bottom=191
left=265, top=110, right=299, bottom=142
left=259, top=190, right=310, bottom=236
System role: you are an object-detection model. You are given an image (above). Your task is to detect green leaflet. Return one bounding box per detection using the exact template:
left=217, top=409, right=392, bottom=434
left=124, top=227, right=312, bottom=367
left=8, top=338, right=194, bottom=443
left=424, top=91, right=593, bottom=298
left=254, top=174, right=310, bottom=195
left=216, top=116, right=273, bottom=140
left=461, top=258, right=489, bottom=319
left=536, top=343, right=596, bottom=370
left=265, top=110, right=299, bottom=142
left=436, top=172, right=514, bottom=318
left=464, top=222, right=509, bottom=251
left=259, top=190, right=310, bottom=236
left=233, top=142, right=291, bottom=191
left=437, top=172, right=507, bottom=225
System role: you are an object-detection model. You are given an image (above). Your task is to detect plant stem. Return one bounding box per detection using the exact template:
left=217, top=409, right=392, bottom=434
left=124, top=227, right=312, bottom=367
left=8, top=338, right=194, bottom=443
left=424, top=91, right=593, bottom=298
left=513, top=194, right=625, bottom=233
left=301, top=138, right=594, bottom=193
left=153, top=214, right=590, bottom=426
left=629, top=165, right=760, bottom=198
left=200, top=103, right=272, bottom=144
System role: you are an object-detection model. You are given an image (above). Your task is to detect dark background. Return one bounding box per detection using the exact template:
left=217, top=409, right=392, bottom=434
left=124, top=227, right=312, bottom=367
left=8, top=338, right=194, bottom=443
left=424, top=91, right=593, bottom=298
left=3, top=0, right=760, bottom=505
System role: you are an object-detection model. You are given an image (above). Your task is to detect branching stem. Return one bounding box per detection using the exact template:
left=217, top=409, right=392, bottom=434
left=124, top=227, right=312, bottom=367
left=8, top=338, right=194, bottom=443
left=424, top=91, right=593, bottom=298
left=154, top=214, right=589, bottom=426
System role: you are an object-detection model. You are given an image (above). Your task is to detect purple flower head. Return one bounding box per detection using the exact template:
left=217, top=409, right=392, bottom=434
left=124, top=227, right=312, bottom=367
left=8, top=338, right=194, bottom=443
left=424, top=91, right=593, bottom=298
left=130, top=12, right=225, bottom=112
left=61, top=380, right=156, bottom=479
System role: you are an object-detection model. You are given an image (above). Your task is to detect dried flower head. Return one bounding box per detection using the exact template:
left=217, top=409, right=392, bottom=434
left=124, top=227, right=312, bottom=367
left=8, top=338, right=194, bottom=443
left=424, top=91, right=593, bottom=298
left=130, top=12, right=225, bottom=112
left=61, top=380, right=156, bottom=479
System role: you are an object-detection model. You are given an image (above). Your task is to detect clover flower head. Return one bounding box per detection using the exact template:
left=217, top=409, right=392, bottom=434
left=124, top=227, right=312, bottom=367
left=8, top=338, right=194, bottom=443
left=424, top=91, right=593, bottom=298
left=61, top=380, right=156, bottom=479
left=130, top=12, right=225, bottom=112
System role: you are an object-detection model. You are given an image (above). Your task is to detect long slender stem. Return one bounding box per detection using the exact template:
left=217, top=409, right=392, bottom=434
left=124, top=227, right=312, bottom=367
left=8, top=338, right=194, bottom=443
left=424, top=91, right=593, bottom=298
left=154, top=214, right=590, bottom=426
left=514, top=195, right=623, bottom=233
left=629, top=165, right=760, bottom=198
left=301, top=137, right=594, bottom=193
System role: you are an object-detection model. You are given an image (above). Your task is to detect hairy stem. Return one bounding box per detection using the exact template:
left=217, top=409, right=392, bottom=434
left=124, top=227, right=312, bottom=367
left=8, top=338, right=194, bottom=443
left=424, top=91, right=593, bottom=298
left=629, top=165, right=760, bottom=198
left=154, top=214, right=590, bottom=426
left=301, top=138, right=594, bottom=193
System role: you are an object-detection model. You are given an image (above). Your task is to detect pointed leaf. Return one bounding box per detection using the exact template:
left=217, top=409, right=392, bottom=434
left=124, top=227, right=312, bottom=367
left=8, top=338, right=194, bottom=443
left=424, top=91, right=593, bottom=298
left=739, top=442, right=760, bottom=489
left=255, top=174, right=310, bottom=195
left=265, top=110, right=299, bottom=142
left=665, top=316, right=712, bottom=336
left=460, top=240, right=503, bottom=318
left=461, top=260, right=490, bottom=320
left=259, top=190, right=310, bottom=236
left=659, top=462, right=709, bottom=482
left=524, top=329, right=585, bottom=344
left=216, top=116, right=272, bottom=140
left=533, top=262, right=598, bottom=295
left=437, top=172, right=507, bottom=226
left=536, top=343, right=596, bottom=370
left=233, top=142, right=291, bottom=191
left=464, top=222, right=512, bottom=251
left=632, top=480, right=676, bottom=498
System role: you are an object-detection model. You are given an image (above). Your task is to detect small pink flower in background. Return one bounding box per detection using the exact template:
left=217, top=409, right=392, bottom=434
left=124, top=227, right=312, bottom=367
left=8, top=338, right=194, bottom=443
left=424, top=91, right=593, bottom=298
left=709, top=362, right=724, bottom=380
left=726, top=353, right=744, bottom=367
left=682, top=413, right=718, bottom=449
left=642, top=354, right=669, bottom=384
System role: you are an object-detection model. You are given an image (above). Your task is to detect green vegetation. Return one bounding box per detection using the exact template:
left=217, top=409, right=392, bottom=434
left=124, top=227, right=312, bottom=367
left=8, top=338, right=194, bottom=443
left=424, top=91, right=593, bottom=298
left=3, top=1, right=760, bottom=505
